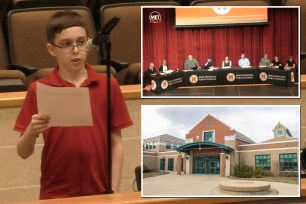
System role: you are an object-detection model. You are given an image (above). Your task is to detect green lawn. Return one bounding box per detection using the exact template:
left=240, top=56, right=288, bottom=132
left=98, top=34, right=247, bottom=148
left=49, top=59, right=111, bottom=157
left=230, top=176, right=299, bottom=184
left=143, top=171, right=169, bottom=178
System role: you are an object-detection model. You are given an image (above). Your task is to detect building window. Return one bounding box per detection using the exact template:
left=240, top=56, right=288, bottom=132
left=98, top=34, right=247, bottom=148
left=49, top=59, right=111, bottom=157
left=203, top=131, right=214, bottom=142
left=276, top=129, right=284, bottom=137
left=149, top=142, right=152, bottom=149
left=208, top=120, right=211, bottom=125
left=172, top=143, right=177, bottom=149
left=166, top=142, right=171, bottom=149
left=145, top=143, right=148, bottom=149
left=279, top=153, right=298, bottom=171
left=153, top=142, right=156, bottom=149
left=168, top=158, right=174, bottom=171
left=255, top=154, right=271, bottom=171
left=160, top=158, right=165, bottom=170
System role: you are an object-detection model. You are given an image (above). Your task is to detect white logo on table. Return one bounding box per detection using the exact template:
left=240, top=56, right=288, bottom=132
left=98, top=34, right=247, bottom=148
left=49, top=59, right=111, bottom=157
left=161, top=80, right=168, bottom=89
left=151, top=80, right=156, bottom=90
left=291, top=72, right=295, bottom=82
left=226, top=73, right=236, bottom=82
left=213, top=7, right=231, bottom=15
left=259, top=72, right=268, bottom=81
left=189, top=75, right=198, bottom=84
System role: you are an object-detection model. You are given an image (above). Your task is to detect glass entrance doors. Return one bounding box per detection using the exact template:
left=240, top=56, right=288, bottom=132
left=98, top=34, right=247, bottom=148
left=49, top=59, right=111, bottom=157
left=193, top=156, right=220, bottom=174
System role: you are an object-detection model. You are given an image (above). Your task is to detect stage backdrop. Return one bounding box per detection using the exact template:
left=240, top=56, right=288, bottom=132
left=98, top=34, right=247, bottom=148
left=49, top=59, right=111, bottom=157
left=142, top=8, right=298, bottom=72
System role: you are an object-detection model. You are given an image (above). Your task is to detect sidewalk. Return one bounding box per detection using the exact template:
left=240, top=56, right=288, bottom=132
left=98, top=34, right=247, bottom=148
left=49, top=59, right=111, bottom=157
left=143, top=172, right=299, bottom=197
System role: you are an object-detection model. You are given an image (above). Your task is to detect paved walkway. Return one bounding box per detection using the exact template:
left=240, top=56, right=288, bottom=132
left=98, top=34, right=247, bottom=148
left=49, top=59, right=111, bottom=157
left=143, top=172, right=299, bottom=197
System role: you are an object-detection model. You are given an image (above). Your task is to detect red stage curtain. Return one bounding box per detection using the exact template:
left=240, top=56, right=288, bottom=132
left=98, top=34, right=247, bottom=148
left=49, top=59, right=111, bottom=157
left=143, top=8, right=298, bottom=72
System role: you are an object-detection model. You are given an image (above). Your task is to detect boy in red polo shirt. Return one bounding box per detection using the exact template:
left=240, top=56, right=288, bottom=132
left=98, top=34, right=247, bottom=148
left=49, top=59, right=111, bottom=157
left=14, top=11, right=133, bottom=199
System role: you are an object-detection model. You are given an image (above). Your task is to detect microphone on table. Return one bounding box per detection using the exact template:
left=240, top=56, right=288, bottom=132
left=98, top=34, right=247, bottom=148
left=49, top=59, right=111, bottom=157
left=87, top=15, right=121, bottom=50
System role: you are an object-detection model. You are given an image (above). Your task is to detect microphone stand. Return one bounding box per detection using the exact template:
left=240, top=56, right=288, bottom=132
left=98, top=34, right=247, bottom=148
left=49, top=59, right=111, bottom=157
left=102, top=35, right=113, bottom=194
left=91, top=15, right=120, bottom=194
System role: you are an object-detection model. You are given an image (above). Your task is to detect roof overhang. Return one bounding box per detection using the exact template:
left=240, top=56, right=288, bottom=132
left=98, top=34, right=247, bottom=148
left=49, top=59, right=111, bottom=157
left=176, top=142, right=233, bottom=153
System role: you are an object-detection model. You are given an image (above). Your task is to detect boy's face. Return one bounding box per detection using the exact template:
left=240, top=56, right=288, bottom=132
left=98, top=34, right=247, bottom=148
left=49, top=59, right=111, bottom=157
left=47, top=27, right=88, bottom=72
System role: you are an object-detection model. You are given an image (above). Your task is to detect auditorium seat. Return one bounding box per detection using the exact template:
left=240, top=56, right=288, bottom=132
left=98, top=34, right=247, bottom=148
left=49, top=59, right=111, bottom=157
left=7, top=6, right=115, bottom=85
left=190, top=0, right=271, bottom=6
left=99, top=1, right=180, bottom=73
left=116, top=63, right=141, bottom=85
left=0, top=26, right=27, bottom=92
left=284, top=0, right=305, bottom=74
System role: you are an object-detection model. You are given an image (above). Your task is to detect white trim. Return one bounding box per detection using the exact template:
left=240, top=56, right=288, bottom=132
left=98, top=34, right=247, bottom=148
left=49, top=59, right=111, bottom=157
left=143, top=155, right=179, bottom=158
left=158, top=151, right=179, bottom=154
left=239, top=140, right=298, bottom=146
left=224, top=135, right=236, bottom=141
left=237, top=147, right=298, bottom=153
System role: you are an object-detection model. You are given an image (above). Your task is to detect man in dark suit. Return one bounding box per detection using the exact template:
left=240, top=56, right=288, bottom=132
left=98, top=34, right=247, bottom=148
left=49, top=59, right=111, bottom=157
left=159, top=60, right=168, bottom=72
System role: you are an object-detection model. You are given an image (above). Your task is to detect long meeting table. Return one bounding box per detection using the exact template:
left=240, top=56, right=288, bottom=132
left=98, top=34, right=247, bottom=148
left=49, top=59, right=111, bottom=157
left=150, top=67, right=297, bottom=94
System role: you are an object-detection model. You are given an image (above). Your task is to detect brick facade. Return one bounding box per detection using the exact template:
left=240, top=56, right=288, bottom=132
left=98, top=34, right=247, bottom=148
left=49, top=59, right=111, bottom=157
left=186, top=115, right=235, bottom=145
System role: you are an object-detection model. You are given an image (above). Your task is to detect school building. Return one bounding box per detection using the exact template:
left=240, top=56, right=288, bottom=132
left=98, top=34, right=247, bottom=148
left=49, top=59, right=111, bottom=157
left=143, top=115, right=298, bottom=177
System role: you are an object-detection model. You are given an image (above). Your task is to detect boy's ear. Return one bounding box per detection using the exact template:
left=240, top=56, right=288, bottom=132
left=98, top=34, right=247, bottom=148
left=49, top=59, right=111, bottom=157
left=47, top=43, right=56, bottom=57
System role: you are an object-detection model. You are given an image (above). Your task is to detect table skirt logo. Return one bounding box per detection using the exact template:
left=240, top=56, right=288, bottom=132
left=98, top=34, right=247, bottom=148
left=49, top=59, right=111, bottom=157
left=291, top=72, right=295, bottom=82
left=189, top=75, right=199, bottom=84
left=259, top=72, right=268, bottom=81
left=161, top=80, right=168, bottom=89
left=151, top=80, right=156, bottom=90
left=226, top=73, right=236, bottom=82
left=149, top=11, right=162, bottom=23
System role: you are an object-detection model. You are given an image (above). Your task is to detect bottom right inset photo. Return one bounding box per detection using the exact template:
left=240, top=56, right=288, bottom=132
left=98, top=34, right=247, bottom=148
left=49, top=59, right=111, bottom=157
left=142, top=105, right=300, bottom=197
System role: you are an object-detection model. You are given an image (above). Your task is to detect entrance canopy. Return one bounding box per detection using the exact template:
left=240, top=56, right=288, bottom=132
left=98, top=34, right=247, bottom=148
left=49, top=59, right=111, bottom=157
left=176, top=142, right=233, bottom=153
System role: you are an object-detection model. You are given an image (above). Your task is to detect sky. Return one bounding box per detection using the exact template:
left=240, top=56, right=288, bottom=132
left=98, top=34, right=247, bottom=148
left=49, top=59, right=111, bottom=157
left=142, top=105, right=300, bottom=143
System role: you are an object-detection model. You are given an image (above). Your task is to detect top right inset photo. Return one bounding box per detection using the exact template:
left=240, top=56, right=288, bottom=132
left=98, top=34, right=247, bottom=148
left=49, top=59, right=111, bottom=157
left=142, top=6, right=300, bottom=98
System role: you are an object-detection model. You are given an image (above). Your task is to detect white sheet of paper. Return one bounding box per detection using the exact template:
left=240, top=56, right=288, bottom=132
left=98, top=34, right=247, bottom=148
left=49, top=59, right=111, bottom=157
left=37, top=82, right=93, bottom=127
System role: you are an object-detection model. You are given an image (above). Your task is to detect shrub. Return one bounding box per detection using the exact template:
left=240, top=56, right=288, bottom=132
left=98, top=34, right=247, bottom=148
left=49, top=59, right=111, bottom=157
left=143, top=165, right=152, bottom=173
left=254, top=166, right=264, bottom=178
left=263, top=171, right=274, bottom=177
left=280, top=171, right=298, bottom=177
left=234, top=162, right=254, bottom=178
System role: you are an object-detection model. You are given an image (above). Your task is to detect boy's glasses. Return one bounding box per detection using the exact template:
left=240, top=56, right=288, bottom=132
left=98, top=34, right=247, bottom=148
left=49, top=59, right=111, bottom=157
left=52, top=40, right=88, bottom=54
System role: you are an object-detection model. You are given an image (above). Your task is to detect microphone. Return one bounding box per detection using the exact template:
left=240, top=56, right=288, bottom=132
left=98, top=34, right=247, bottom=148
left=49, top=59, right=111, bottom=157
left=87, top=15, right=121, bottom=50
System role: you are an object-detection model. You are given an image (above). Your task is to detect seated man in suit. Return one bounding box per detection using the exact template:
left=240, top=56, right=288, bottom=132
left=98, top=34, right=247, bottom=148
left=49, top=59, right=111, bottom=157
left=184, top=55, right=199, bottom=70
left=238, top=53, right=250, bottom=68
left=202, top=57, right=215, bottom=69
left=270, top=56, right=283, bottom=69
left=143, top=62, right=157, bottom=86
left=159, top=60, right=168, bottom=72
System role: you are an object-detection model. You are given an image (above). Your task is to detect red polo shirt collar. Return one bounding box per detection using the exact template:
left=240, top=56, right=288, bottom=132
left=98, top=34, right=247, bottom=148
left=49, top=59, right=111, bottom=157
left=48, top=63, right=100, bottom=87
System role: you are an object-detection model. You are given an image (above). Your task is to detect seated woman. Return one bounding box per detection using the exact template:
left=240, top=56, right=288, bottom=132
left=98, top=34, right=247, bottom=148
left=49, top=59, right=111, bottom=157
left=270, top=56, right=283, bottom=69
left=222, top=56, right=232, bottom=68
left=284, top=55, right=296, bottom=70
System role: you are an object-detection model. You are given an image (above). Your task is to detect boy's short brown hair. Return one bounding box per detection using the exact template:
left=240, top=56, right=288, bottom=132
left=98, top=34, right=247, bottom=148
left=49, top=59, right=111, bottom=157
left=46, top=10, right=88, bottom=43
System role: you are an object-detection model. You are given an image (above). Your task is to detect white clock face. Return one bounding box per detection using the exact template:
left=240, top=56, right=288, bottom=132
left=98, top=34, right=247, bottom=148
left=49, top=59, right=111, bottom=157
left=277, top=129, right=284, bottom=136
